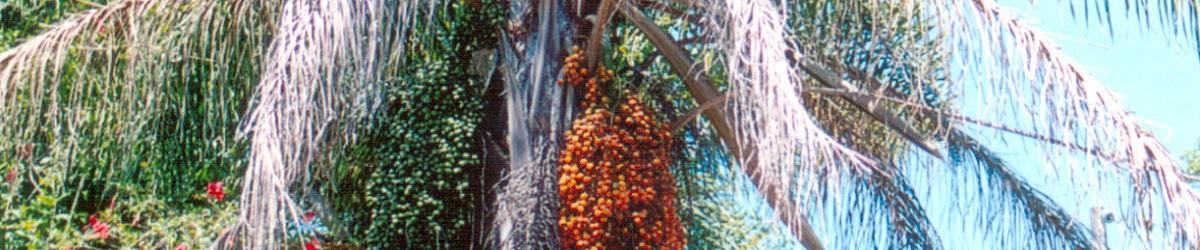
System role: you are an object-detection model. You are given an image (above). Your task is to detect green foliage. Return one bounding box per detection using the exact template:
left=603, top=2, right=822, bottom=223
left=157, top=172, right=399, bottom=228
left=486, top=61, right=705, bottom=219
left=1, top=0, right=1190, bottom=249
left=0, top=0, right=265, bottom=247
left=1, top=158, right=76, bottom=249
left=1177, top=140, right=1199, bottom=190
left=325, top=1, right=503, bottom=248
left=364, top=58, right=481, bottom=248
left=1, top=158, right=238, bottom=249
left=674, top=129, right=798, bottom=249
left=0, top=0, right=107, bottom=48
left=1184, top=140, right=1200, bottom=175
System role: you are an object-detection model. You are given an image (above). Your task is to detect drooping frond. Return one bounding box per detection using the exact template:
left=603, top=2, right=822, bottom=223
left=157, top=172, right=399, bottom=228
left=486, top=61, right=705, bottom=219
left=1067, top=0, right=1200, bottom=59
left=873, top=171, right=940, bottom=249
left=925, top=1, right=1200, bottom=246
left=654, top=0, right=1200, bottom=247
left=0, top=0, right=269, bottom=246
left=697, top=0, right=881, bottom=243
left=0, top=0, right=111, bottom=49
left=675, top=121, right=800, bottom=249
left=945, top=131, right=1097, bottom=249
left=801, top=98, right=941, bottom=249
left=490, top=0, right=577, bottom=248
left=814, top=164, right=940, bottom=250
left=0, top=0, right=266, bottom=197
left=0, top=0, right=151, bottom=109
left=232, top=0, right=410, bottom=246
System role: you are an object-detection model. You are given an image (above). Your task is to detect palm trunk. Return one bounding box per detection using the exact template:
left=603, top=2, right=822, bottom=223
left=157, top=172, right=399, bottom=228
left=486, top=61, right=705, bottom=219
left=491, top=0, right=576, bottom=249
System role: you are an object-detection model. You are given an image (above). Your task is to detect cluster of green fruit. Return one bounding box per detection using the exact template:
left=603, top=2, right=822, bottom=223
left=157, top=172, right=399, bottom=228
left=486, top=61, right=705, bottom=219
left=364, top=59, right=481, bottom=249
left=357, top=0, right=502, bottom=249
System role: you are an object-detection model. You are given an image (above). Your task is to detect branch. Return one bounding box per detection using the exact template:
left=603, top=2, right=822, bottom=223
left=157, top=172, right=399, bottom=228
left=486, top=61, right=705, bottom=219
left=584, top=0, right=618, bottom=68
left=795, top=59, right=945, bottom=160
left=668, top=91, right=727, bottom=132
left=618, top=4, right=825, bottom=250
left=801, top=68, right=1126, bottom=164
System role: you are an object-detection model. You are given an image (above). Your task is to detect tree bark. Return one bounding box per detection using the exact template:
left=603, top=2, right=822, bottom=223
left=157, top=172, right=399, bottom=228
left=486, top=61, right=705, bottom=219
left=491, top=0, right=576, bottom=249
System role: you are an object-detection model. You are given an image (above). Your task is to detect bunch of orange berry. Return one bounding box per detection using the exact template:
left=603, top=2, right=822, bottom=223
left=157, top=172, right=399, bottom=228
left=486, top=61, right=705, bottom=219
left=556, top=48, right=685, bottom=250
left=615, top=93, right=685, bottom=250
left=559, top=46, right=613, bottom=107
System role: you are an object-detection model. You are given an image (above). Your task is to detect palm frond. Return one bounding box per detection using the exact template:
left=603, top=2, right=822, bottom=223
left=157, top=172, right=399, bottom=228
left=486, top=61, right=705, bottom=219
left=927, top=0, right=1200, bottom=246
left=234, top=0, right=417, bottom=247
left=696, top=0, right=882, bottom=244
left=0, top=0, right=267, bottom=198
left=1069, top=0, right=1200, bottom=59
left=675, top=123, right=800, bottom=249
left=0, top=0, right=270, bottom=245
left=945, top=131, right=1097, bottom=249
left=0, top=0, right=148, bottom=109
left=815, top=165, right=940, bottom=250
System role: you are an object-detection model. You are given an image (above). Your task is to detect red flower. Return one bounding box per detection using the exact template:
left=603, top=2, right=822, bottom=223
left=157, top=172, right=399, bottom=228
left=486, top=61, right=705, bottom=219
left=304, top=238, right=321, bottom=250
left=206, top=182, right=225, bottom=202
left=174, top=244, right=187, bottom=250
left=92, top=222, right=110, bottom=239
left=303, top=211, right=316, bottom=222
left=87, top=214, right=110, bottom=239
left=4, top=168, right=16, bottom=184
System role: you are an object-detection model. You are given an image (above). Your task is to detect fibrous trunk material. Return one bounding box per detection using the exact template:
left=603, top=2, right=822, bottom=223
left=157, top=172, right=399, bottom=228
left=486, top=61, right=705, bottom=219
left=491, top=0, right=577, bottom=248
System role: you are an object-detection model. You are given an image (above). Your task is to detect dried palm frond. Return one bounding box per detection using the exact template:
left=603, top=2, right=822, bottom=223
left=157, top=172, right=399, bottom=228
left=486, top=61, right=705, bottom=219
left=234, top=0, right=400, bottom=247
left=668, top=0, right=1199, bottom=248
left=0, top=0, right=267, bottom=198
left=0, top=0, right=151, bottom=117
left=695, top=0, right=882, bottom=244
left=0, top=0, right=270, bottom=246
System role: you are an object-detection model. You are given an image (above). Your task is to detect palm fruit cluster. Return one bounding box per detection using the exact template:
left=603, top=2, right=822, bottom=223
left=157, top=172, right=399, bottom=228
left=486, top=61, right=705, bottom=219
left=558, top=47, right=605, bottom=106
left=556, top=48, right=686, bottom=250
left=363, top=58, right=480, bottom=249
left=360, top=0, right=502, bottom=248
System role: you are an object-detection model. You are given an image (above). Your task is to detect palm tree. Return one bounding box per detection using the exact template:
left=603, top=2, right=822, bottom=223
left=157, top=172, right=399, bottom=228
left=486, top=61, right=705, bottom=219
left=2, top=0, right=1199, bottom=249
